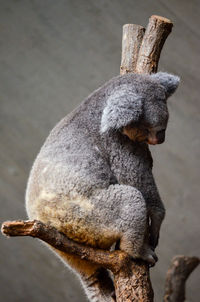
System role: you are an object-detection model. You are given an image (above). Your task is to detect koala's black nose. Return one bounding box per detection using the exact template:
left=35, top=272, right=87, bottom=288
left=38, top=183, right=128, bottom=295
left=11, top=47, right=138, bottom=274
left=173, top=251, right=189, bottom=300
left=156, top=129, right=165, bottom=144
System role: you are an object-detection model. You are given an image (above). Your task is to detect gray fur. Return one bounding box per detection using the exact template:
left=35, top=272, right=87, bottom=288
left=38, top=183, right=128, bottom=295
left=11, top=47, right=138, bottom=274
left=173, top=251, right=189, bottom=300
left=26, top=72, right=179, bottom=302
left=100, top=84, right=143, bottom=133
left=151, top=72, right=180, bottom=97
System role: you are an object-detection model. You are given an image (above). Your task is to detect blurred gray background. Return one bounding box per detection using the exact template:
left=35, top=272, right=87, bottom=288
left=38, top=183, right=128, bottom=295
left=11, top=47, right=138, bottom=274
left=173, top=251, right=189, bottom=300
left=0, top=0, right=199, bottom=301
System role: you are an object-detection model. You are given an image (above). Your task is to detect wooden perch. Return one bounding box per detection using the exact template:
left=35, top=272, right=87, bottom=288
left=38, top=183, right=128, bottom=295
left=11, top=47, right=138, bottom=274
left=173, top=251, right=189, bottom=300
left=135, top=15, right=173, bottom=74
left=1, top=220, right=128, bottom=273
left=1, top=220, right=153, bottom=301
left=120, top=15, right=173, bottom=75
left=164, top=255, right=200, bottom=302
left=120, top=24, right=145, bottom=75
left=2, top=221, right=199, bottom=302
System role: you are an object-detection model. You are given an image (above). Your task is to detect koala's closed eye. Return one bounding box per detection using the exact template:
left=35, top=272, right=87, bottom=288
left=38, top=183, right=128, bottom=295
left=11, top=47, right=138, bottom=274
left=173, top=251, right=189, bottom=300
left=122, top=125, right=149, bottom=143
left=122, top=124, right=166, bottom=145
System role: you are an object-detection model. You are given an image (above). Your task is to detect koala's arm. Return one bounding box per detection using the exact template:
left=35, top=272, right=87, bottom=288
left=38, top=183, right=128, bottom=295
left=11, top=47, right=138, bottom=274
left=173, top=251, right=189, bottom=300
left=144, top=174, right=165, bottom=249
left=106, top=134, right=165, bottom=249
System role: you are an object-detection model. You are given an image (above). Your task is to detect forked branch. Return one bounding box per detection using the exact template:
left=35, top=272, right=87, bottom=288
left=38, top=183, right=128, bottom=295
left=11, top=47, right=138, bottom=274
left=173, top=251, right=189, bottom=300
left=2, top=220, right=199, bottom=302
left=2, top=219, right=153, bottom=302
left=120, top=15, right=173, bottom=75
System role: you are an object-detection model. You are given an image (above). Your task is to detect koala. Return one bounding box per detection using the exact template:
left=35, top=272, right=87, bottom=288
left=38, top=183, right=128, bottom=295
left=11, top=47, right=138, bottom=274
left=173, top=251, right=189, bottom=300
left=26, top=72, right=179, bottom=302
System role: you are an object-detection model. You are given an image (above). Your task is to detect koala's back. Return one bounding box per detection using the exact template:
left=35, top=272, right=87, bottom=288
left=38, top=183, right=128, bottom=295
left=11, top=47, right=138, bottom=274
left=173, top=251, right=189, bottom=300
left=25, top=73, right=161, bottom=250
left=25, top=101, right=118, bottom=248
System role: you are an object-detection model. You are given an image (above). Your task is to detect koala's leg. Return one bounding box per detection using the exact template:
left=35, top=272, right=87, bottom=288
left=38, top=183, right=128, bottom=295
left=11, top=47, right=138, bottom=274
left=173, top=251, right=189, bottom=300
left=149, top=207, right=165, bottom=249
left=51, top=248, right=115, bottom=302
left=92, top=185, right=158, bottom=265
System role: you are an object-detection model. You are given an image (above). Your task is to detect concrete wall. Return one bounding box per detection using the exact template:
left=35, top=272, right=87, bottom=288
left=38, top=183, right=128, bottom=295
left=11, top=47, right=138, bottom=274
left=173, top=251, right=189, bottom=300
left=0, top=1, right=199, bottom=301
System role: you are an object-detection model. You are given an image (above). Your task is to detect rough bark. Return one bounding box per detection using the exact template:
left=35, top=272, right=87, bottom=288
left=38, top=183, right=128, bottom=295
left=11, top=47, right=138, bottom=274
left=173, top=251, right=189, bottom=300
left=120, top=24, right=145, bottom=75
left=2, top=221, right=199, bottom=302
left=164, top=255, right=200, bottom=302
left=115, top=261, right=153, bottom=302
left=135, top=15, right=173, bottom=74
left=1, top=220, right=128, bottom=273
left=2, top=220, right=153, bottom=301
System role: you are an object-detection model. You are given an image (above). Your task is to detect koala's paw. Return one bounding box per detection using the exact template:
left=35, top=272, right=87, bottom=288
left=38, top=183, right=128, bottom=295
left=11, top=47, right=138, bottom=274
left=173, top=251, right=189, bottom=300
left=141, top=245, right=158, bottom=266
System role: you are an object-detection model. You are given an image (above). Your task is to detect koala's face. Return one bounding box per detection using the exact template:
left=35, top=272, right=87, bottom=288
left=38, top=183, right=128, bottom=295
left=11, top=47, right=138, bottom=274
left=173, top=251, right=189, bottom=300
left=122, top=81, right=169, bottom=145
left=122, top=124, right=167, bottom=145
left=100, top=72, right=180, bottom=145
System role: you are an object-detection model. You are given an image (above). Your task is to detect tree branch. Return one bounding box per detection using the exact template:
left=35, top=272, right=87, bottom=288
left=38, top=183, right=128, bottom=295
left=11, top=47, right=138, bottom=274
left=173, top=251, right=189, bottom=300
left=1, top=220, right=153, bottom=301
left=135, top=15, right=173, bottom=74
left=164, top=255, right=200, bottom=302
left=120, top=24, right=145, bottom=75
left=1, top=220, right=128, bottom=273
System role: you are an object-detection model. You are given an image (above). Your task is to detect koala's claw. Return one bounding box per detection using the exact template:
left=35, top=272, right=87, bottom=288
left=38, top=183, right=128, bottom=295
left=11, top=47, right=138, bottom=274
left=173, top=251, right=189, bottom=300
left=146, top=255, right=157, bottom=266
left=141, top=247, right=158, bottom=266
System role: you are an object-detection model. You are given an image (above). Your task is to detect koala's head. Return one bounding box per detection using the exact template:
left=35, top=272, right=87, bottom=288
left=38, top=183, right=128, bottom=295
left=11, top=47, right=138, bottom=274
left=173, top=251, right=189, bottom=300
left=100, top=72, right=180, bottom=145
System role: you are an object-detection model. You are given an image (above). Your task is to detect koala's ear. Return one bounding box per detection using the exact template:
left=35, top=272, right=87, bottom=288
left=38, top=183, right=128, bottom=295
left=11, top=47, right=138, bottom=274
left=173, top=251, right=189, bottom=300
left=151, top=72, right=180, bottom=97
left=100, top=87, right=143, bottom=133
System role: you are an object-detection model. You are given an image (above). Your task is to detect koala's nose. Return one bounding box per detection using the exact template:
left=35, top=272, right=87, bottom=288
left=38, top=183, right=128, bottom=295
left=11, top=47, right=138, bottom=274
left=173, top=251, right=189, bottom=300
left=156, top=130, right=165, bottom=144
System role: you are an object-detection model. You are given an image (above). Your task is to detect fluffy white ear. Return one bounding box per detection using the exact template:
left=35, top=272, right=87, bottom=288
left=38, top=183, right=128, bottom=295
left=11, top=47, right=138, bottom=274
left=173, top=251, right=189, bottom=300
left=100, top=86, right=143, bottom=133
left=151, top=72, right=180, bottom=97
